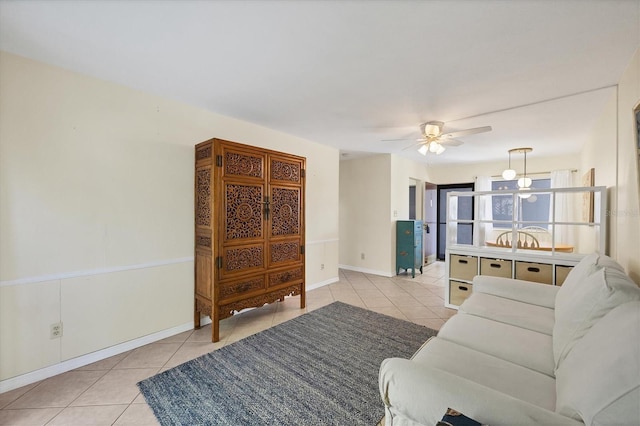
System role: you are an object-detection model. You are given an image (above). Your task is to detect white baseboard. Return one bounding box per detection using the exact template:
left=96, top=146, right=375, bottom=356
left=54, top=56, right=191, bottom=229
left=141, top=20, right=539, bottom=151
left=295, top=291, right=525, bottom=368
left=0, top=322, right=195, bottom=394
left=306, top=277, right=339, bottom=290
left=0, top=278, right=336, bottom=394
left=338, top=264, right=394, bottom=277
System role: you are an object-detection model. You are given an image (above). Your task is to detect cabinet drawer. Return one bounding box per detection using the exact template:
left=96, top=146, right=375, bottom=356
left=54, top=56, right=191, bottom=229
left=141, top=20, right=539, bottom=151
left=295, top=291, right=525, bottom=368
left=450, top=280, right=473, bottom=306
left=450, top=255, right=478, bottom=281
left=218, top=276, right=266, bottom=301
left=515, top=261, right=553, bottom=285
left=269, top=267, right=304, bottom=288
left=480, top=258, right=512, bottom=278
left=555, top=265, right=573, bottom=286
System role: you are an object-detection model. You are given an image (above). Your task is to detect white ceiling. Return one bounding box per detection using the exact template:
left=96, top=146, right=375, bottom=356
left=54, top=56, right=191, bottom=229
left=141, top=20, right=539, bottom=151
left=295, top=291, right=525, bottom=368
left=1, top=0, right=638, bottom=165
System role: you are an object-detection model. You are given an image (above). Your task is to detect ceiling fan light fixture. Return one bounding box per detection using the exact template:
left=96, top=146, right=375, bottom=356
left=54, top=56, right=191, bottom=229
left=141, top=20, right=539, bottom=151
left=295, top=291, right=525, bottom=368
left=409, top=121, right=491, bottom=157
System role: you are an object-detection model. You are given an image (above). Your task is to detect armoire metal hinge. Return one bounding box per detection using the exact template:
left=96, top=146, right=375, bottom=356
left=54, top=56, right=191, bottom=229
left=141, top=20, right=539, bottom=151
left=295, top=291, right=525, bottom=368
left=216, top=155, right=223, bottom=167
left=216, top=256, right=223, bottom=268
left=300, top=246, right=305, bottom=255
left=301, top=169, right=305, bottom=178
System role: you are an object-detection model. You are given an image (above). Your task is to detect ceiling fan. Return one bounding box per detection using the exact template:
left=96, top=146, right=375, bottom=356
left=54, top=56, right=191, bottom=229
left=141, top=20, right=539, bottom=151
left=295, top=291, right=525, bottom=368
left=393, top=121, right=492, bottom=155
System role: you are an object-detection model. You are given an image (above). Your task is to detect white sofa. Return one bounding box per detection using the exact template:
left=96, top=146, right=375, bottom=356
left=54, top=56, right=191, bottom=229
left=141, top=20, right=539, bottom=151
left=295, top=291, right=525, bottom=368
left=379, top=253, right=640, bottom=426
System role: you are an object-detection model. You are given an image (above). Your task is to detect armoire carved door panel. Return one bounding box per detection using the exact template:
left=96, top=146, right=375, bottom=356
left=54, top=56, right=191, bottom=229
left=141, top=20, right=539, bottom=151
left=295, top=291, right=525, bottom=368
left=194, top=138, right=305, bottom=342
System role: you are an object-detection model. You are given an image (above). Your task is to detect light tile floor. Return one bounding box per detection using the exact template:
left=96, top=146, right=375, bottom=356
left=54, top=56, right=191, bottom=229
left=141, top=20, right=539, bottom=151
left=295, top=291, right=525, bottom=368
left=0, top=262, right=455, bottom=425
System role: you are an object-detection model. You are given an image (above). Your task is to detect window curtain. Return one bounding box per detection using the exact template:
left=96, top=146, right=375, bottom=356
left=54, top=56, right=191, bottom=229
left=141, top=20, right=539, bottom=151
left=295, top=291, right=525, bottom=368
left=475, top=176, right=493, bottom=246
left=550, top=170, right=575, bottom=246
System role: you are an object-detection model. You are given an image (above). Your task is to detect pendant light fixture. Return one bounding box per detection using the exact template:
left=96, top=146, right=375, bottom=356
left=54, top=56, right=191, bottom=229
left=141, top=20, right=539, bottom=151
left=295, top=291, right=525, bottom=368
left=502, top=150, right=517, bottom=180
left=502, top=148, right=533, bottom=198
left=516, top=148, right=533, bottom=189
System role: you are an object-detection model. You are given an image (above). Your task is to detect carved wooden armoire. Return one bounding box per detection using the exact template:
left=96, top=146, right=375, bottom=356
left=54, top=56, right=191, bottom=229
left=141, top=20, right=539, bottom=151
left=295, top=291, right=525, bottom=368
left=194, top=138, right=306, bottom=342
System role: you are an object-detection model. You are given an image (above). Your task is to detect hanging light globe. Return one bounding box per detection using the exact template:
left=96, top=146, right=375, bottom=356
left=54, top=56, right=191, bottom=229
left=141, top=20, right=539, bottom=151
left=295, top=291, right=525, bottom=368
left=518, top=187, right=532, bottom=199
left=517, top=177, right=532, bottom=188
left=502, top=169, right=517, bottom=180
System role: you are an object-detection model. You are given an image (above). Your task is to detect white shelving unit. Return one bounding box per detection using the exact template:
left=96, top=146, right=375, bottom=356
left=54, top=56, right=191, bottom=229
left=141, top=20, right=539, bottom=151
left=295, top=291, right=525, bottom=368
left=444, top=186, right=606, bottom=309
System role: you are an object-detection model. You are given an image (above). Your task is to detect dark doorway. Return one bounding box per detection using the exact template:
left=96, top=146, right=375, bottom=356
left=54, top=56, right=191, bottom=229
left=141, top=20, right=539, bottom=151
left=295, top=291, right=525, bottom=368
left=436, top=183, right=474, bottom=260
left=409, top=185, right=416, bottom=219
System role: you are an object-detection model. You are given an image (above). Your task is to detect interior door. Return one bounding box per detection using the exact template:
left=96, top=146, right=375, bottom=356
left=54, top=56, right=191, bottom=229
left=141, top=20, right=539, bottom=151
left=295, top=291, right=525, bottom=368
left=437, top=183, right=474, bottom=260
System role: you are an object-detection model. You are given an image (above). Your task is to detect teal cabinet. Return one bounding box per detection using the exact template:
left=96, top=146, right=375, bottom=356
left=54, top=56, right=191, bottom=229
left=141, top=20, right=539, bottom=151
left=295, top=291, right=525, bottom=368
left=396, top=220, right=423, bottom=278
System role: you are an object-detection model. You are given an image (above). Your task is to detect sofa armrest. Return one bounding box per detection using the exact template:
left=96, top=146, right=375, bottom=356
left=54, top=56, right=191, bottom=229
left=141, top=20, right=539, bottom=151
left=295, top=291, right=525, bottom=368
left=471, top=275, right=560, bottom=309
left=379, top=358, right=582, bottom=426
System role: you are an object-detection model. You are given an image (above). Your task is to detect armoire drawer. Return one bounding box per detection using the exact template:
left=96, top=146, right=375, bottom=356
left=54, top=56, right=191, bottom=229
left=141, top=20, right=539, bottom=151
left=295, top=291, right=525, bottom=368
left=450, top=280, right=473, bottom=306
left=515, top=261, right=553, bottom=284
left=480, top=258, right=512, bottom=278
left=555, top=265, right=574, bottom=286
left=450, top=255, right=478, bottom=281
left=269, top=267, right=304, bottom=288
left=218, top=276, right=266, bottom=301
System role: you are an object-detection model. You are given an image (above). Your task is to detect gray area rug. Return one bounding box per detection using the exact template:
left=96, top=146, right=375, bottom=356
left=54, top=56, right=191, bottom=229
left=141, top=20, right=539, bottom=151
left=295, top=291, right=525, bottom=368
left=138, top=301, right=437, bottom=425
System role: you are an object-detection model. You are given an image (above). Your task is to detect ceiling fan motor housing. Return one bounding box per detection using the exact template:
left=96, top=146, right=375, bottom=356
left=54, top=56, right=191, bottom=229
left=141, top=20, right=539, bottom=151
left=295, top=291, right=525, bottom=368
left=423, top=121, right=444, bottom=137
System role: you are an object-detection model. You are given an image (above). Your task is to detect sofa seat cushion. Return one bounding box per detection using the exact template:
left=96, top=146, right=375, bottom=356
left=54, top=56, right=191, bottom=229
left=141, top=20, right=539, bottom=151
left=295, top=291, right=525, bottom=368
left=553, top=266, right=640, bottom=369
left=459, top=292, right=555, bottom=335
left=412, top=337, right=557, bottom=411
left=438, top=313, right=554, bottom=377
left=555, top=301, right=640, bottom=425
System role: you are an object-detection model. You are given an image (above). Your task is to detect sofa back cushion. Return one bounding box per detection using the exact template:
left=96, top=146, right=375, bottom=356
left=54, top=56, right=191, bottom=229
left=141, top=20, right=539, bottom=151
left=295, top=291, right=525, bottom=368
left=559, top=253, right=624, bottom=292
left=555, top=301, right=640, bottom=425
left=553, top=266, right=640, bottom=369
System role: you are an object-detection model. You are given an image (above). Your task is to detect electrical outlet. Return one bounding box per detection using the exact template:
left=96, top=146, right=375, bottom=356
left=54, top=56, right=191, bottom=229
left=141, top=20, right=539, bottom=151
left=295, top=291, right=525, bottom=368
left=50, top=322, right=63, bottom=339
left=361, top=253, right=365, bottom=260
left=320, top=264, right=324, bottom=270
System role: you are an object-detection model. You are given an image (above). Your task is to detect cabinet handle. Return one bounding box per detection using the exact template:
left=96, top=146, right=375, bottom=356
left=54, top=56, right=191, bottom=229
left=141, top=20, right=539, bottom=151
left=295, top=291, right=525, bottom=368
left=458, top=259, right=468, bottom=264
left=527, top=267, right=540, bottom=273
left=263, top=196, right=270, bottom=220
left=458, top=286, right=469, bottom=292
left=490, top=263, right=501, bottom=268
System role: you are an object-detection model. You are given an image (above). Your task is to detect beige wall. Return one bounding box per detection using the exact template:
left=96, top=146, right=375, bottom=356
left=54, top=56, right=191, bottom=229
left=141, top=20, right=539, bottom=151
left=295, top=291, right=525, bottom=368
left=427, top=154, right=581, bottom=185
left=339, top=155, right=392, bottom=275
left=0, top=52, right=339, bottom=383
left=585, top=48, right=640, bottom=283
left=615, top=49, right=640, bottom=283
left=339, top=154, right=430, bottom=276
left=581, top=92, right=618, bottom=256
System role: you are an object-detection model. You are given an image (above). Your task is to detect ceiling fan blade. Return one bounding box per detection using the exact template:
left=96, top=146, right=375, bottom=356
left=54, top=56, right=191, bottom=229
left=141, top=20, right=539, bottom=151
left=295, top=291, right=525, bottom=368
left=441, top=125, right=492, bottom=139
left=402, top=141, right=428, bottom=151
left=381, top=138, right=411, bottom=142
left=439, top=138, right=464, bottom=147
